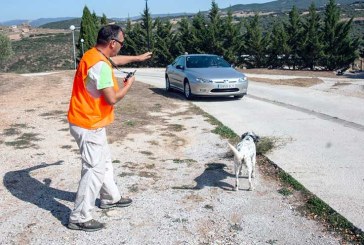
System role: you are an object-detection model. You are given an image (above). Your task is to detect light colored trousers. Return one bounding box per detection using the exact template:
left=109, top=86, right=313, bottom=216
left=69, top=123, right=121, bottom=223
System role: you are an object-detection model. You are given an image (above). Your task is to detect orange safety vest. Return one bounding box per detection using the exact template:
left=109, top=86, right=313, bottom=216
left=67, top=47, right=119, bottom=129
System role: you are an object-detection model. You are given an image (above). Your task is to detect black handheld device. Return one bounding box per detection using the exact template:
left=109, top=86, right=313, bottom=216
left=125, top=70, right=137, bottom=79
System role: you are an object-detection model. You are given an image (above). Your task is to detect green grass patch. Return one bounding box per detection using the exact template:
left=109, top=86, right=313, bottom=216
left=112, top=160, right=121, bottom=163
left=124, top=120, right=136, bottom=127
left=212, top=125, right=238, bottom=140
left=278, top=172, right=305, bottom=191
left=278, top=187, right=293, bottom=196
left=256, top=137, right=276, bottom=154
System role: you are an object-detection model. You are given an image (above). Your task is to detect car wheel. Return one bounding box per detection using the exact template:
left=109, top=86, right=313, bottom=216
left=165, top=76, right=171, bottom=92
left=184, top=81, right=193, bottom=100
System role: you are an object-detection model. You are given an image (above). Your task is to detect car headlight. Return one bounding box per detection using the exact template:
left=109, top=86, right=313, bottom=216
left=238, top=77, right=247, bottom=82
left=196, top=78, right=212, bottom=83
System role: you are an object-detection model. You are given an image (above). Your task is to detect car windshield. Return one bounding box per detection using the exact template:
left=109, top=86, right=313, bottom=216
left=186, top=56, right=231, bottom=68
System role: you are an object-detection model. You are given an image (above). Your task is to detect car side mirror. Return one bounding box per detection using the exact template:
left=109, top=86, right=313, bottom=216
left=176, top=65, right=185, bottom=70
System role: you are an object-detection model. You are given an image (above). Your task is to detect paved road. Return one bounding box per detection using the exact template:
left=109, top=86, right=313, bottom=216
left=116, top=68, right=364, bottom=232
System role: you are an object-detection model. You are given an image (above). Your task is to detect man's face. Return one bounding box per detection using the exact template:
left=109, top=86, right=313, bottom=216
left=111, top=31, right=124, bottom=56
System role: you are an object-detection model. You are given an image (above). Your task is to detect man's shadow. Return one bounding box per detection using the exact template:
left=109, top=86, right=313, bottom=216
left=3, top=161, right=75, bottom=226
left=173, top=163, right=236, bottom=191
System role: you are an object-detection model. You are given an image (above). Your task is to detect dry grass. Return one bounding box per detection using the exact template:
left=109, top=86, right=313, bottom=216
left=249, top=77, right=323, bottom=87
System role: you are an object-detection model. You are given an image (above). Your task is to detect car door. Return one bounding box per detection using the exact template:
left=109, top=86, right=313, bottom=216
left=168, top=57, right=180, bottom=88
left=174, top=56, right=186, bottom=90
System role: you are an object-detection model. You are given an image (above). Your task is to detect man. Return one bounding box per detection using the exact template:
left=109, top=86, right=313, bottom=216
left=67, top=24, right=152, bottom=232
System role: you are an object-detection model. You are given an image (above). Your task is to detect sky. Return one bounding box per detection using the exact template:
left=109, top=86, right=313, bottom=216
left=0, top=0, right=273, bottom=22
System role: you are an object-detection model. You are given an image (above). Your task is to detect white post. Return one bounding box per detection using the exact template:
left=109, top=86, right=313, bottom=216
left=80, top=38, right=84, bottom=55
left=70, top=25, right=76, bottom=69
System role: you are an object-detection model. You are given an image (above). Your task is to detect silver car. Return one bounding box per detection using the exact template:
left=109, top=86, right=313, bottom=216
left=165, top=54, right=248, bottom=99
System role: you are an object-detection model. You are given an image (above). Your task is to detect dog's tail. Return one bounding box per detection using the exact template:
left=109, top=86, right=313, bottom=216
left=228, top=142, right=240, bottom=158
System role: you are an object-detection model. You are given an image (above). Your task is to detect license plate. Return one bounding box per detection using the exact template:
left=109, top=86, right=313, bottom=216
left=217, top=84, right=235, bottom=88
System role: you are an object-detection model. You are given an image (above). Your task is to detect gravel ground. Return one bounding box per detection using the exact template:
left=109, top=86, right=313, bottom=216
left=0, top=71, right=343, bottom=244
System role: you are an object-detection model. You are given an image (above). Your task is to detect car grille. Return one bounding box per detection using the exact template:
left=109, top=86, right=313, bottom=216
left=211, top=88, right=240, bottom=93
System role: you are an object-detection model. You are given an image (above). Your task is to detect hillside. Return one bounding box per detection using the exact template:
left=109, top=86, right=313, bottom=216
left=223, top=0, right=360, bottom=12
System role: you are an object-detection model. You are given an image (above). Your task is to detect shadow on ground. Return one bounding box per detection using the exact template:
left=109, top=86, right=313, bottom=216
left=149, top=87, right=241, bottom=102
left=3, top=161, right=75, bottom=226
left=172, top=163, right=251, bottom=191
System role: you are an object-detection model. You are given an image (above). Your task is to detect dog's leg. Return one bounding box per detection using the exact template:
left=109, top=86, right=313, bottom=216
left=247, top=160, right=253, bottom=191
left=234, top=161, right=239, bottom=191
left=251, top=154, right=256, bottom=178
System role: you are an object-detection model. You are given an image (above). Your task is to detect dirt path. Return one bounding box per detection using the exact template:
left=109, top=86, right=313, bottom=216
left=0, top=71, right=343, bottom=244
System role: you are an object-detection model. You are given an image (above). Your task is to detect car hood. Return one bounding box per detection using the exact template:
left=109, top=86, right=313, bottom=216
left=186, top=67, right=245, bottom=79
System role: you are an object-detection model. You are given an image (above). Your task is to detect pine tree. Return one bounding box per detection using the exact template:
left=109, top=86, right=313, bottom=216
left=101, top=13, right=108, bottom=26
left=221, top=10, right=242, bottom=64
left=205, top=1, right=223, bottom=54
left=78, top=6, right=98, bottom=56
left=285, top=5, right=303, bottom=70
left=92, top=11, right=100, bottom=29
left=240, top=15, right=268, bottom=68
left=140, top=3, right=153, bottom=52
left=153, top=18, right=174, bottom=66
left=191, top=12, right=208, bottom=53
left=176, top=18, right=194, bottom=53
left=322, top=0, right=359, bottom=70
left=267, top=21, right=290, bottom=69
left=0, top=33, right=13, bottom=62
left=301, top=3, right=323, bottom=70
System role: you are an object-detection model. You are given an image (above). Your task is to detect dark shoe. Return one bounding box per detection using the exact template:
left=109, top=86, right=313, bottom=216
left=99, top=197, right=132, bottom=209
left=67, top=219, right=104, bottom=232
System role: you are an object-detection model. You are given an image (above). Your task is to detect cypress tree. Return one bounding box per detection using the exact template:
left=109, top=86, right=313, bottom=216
left=78, top=6, right=98, bottom=55
left=101, top=13, right=108, bottom=26
left=176, top=18, right=194, bottom=54
left=240, top=14, right=268, bottom=68
left=140, top=3, right=153, bottom=52
left=221, top=10, right=241, bottom=64
left=301, top=3, right=323, bottom=70
left=191, top=12, right=208, bottom=53
left=0, top=33, right=13, bottom=62
left=205, top=1, right=223, bottom=54
left=153, top=18, right=174, bottom=66
left=285, top=5, right=303, bottom=70
left=322, top=0, right=359, bottom=70
left=268, top=21, right=290, bottom=69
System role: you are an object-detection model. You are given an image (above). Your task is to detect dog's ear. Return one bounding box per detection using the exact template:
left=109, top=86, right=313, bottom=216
left=241, top=132, right=248, bottom=140
left=251, top=132, right=260, bottom=143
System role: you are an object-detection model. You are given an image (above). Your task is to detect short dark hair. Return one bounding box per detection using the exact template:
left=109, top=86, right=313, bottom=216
left=96, top=24, right=123, bottom=45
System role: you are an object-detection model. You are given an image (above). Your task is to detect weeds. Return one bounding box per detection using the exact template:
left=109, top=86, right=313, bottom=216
left=256, top=137, right=276, bottom=155
left=278, top=172, right=305, bottom=191
left=167, top=124, right=185, bottom=132
left=278, top=187, right=293, bottom=196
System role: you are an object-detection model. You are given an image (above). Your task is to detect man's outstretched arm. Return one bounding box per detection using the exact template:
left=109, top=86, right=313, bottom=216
left=110, top=52, right=152, bottom=66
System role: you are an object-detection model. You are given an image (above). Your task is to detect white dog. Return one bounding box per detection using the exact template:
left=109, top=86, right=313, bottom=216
left=228, top=132, right=260, bottom=191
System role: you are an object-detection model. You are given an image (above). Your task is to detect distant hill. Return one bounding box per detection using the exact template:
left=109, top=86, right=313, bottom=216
left=40, top=18, right=81, bottom=29
left=223, top=0, right=360, bottom=12
left=0, top=17, right=76, bottom=27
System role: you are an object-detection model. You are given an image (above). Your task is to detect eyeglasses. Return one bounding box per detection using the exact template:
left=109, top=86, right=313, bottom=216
left=112, top=38, right=124, bottom=47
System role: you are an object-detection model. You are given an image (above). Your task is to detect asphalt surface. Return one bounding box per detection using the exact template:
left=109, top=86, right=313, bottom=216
left=116, top=68, right=364, bottom=233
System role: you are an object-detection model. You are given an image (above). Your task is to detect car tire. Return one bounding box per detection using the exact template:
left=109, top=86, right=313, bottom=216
left=184, top=81, right=193, bottom=100
left=234, top=94, right=244, bottom=99
left=165, top=76, right=171, bottom=92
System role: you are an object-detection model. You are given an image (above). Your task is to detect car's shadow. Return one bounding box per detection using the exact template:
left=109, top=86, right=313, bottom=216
left=3, top=161, right=76, bottom=226
left=149, top=87, right=241, bottom=102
